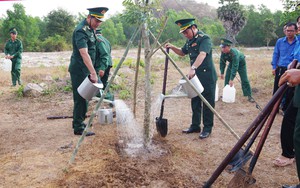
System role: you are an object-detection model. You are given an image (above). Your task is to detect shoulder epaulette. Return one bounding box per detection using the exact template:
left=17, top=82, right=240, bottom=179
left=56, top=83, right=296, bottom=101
left=96, top=38, right=104, bottom=43
left=82, top=25, right=89, bottom=31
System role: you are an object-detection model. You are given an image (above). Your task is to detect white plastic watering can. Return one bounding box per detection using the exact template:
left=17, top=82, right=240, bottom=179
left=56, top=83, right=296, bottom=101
left=179, top=75, right=204, bottom=98
left=77, top=76, right=103, bottom=101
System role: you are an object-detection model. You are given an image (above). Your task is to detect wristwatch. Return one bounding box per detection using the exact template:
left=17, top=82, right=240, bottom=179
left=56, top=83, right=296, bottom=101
left=191, top=65, right=197, bottom=70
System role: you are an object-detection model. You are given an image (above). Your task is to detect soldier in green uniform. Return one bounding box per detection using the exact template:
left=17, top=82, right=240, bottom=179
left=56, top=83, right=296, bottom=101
left=219, top=38, right=254, bottom=102
left=95, top=28, right=114, bottom=101
left=68, top=7, right=108, bottom=136
left=166, top=18, right=217, bottom=139
left=279, top=65, right=300, bottom=188
left=4, top=28, right=23, bottom=86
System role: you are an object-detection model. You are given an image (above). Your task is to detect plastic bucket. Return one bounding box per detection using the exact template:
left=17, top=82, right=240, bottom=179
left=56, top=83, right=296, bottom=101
left=77, top=76, right=103, bottom=101
left=222, top=84, right=236, bottom=103
left=215, top=82, right=219, bottom=102
left=1, top=59, right=11, bottom=72
left=97, top=108, right=113, bottom=124
left=179, top=75, right=204, bottom=98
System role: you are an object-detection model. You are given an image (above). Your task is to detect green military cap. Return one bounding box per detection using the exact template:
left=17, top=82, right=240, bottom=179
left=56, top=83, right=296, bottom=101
left=95, top=28, right=102, bottom=34
left=9, top=27, right=17, bottom=34
left=175, top=18, right=196, bottom=33
left=220, top=38, right=232, bottom=47
left=87, top=7, right=109, bottom=21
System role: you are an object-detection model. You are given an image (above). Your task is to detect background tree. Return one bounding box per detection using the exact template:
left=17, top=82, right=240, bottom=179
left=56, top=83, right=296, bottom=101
left=280, top=0, right=300, bottom=24
left=217, top=0, right=247, bottom=44
left=0, top=1, right=295, bottom=51
left=101, top=18, right=126, bottom=46
left=236, top=5, right=275, bottom=46
left=262, top=18, right=277, bottom=48
left=43, top=9, right=75, bottom=44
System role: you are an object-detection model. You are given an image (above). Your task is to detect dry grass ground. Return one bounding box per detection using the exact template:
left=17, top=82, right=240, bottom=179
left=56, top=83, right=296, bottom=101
left=0, top=47, right=298, bottom=188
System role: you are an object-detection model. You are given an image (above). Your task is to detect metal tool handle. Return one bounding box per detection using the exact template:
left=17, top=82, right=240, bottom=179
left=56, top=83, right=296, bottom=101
left=248, top=97, right=281, bottom=174
left=159, top=48, right=169, bottom=118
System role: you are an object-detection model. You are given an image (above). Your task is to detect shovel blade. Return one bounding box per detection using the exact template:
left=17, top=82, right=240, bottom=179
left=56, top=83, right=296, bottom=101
left=228, top=168, right=256, bottom=188
left=228, top=150, right=253, bottom=172
left=155, top=117, right=168, bottom=137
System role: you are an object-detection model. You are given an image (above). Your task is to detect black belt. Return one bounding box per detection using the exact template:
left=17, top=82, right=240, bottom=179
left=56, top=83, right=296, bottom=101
left=277, top=66, right=287, bottom=69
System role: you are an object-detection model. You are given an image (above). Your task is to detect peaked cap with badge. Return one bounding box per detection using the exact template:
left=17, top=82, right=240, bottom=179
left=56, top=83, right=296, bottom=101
left=220, top=38, right=233, bottom=47
left=9, top=27, right=17, bottom=34
left=175, top=18, right=196, bottom=33
left=87, top=7, right=109, bottom=21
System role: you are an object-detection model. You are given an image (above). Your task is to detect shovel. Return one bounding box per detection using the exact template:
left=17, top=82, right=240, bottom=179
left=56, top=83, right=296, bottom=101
left=228, top=111, right=270, bottom=172
left=228, top=96, right=281, bottom=187
left=155, top=48, right=169, bottom=137
left=203, top=59, right=299, bottom=188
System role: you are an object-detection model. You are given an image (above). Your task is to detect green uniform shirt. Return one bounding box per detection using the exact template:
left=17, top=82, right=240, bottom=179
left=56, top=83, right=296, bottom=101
left=95, top=34, right=112, bottom=72
left=181, top=31, right=217, bottom=86
left=4, top=38, right=23, bottom=60
left=220, top=48, right=245, bottom=81
left=68, top=19, right=96, bottom=76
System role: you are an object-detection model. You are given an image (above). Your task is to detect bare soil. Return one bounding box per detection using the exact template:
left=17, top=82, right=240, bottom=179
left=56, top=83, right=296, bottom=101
left=0, top=48, right=298, bottom=188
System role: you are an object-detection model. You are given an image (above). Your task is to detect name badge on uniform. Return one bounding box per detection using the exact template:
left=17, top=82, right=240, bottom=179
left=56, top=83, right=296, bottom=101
left=191, top=43, right=197, bottom=47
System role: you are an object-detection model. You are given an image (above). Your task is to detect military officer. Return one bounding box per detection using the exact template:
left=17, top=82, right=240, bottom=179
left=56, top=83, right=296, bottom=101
left=219, top=38, right=254, bottom=102
left=4, top=28, right=23, bottom=86
left=68, top=7, right=108, bottom=136
left=95, top=28, right=114, bottom=101
left=166, top=18, right=217, bottom=139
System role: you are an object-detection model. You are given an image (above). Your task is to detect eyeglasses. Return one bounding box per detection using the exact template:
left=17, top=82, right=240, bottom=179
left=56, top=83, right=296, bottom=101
left=286, top=30, right=296, bottom=32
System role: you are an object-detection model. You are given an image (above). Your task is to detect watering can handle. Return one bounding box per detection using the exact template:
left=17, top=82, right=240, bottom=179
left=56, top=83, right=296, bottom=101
left=159, top=48, right=169, bottom=118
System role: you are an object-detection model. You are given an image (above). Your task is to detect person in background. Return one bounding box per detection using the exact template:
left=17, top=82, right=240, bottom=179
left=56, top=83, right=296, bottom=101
left=272, top=20, right=299, bottom=168
left=279, top=62, right=300, bottom=188
left=219, top=38, right=254, bottom=102
left=165, top=18, right=217, bottom=139
left=4, top=27, right=23, bottom=86
left=68, top=7, right=108, bottom=136
left=271, top=22, right=298, bottom=113
left=95, top=28, right=114, bottom=101
left=296, top=16, right=300, bottom=36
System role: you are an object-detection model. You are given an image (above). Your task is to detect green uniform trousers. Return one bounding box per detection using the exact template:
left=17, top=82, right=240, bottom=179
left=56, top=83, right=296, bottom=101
left=224, top=59, right=252, bottom=97
left=101, top=66, right=111, bottom=89
left=100, top=66, right=114, bottom=101
left=11, top=59, right=21, bottom=85
left=191, top=82, right=216, bottom=133
left=70, top=73, right=88, bottom=132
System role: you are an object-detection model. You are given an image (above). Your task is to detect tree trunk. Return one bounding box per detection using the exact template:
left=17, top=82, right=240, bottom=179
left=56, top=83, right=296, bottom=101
left=141, top=22, right=152, bottom=145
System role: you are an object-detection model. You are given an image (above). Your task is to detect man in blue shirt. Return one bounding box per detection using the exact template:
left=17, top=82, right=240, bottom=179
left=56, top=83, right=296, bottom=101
left=271, top=22, right=298, bottom=112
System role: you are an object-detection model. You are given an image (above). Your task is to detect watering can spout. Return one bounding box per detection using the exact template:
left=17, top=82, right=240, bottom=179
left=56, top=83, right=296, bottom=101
left=92, top=97, right=115, bottom=106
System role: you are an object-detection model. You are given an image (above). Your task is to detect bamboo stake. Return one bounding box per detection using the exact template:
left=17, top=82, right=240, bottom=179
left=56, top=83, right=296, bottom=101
left=69, top=27, right=141, bottom=164
left=149, top=16, right=169, bottom=58
left=133, top=35, right=142, bottom=117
